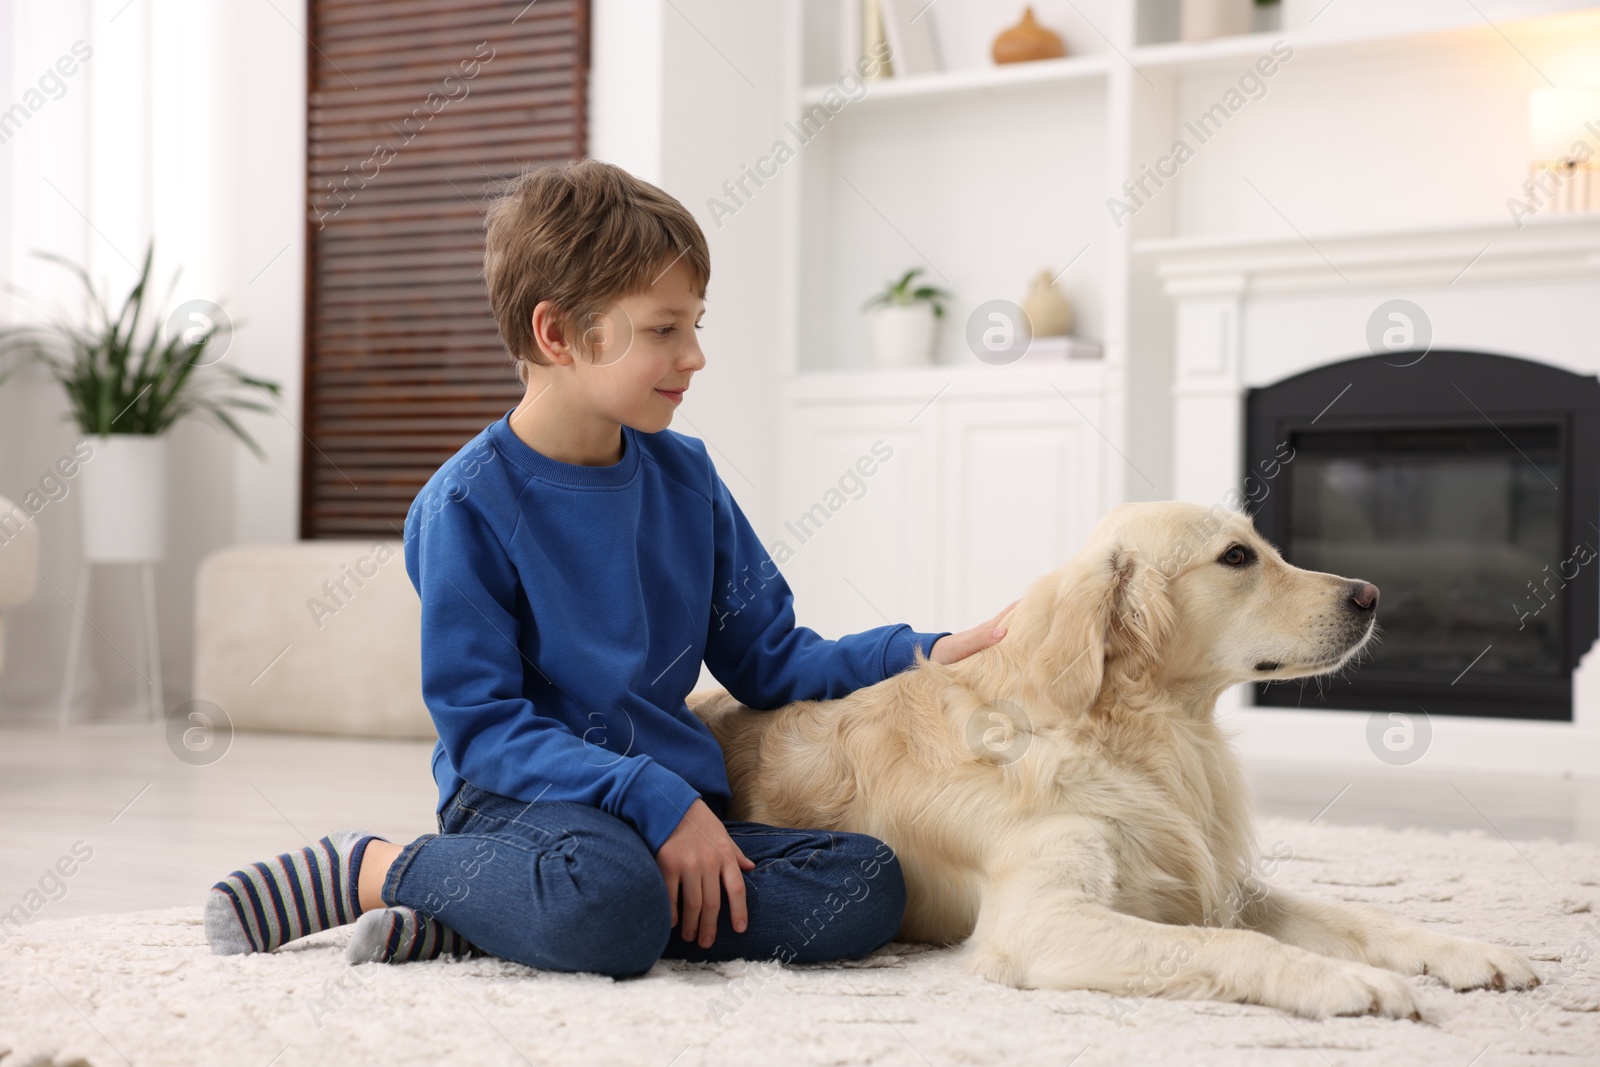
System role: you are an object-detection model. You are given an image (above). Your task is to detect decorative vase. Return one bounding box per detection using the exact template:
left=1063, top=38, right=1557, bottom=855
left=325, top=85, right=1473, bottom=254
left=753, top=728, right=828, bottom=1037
left=869, top=304, right=937, bottom=366
left=77, top=434, right=168, bottom=563
left=1180, top=0, right=1254, bottom=41
left=1020, top=270, right=1074, bottom=336
left=992, top=7, right=1067, bottom=65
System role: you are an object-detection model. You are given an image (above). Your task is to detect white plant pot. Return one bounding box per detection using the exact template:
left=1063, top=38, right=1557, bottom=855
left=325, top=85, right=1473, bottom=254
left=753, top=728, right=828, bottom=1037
left=1180, top=0, right=1254, bottom=41
left=868, top=303, right=937, bottom=367
left=77, top=435, right=168, bottom=563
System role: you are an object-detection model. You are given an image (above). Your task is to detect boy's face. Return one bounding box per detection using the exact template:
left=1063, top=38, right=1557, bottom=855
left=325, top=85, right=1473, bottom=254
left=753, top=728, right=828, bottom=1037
left=573, top=258, right=706, bottom=433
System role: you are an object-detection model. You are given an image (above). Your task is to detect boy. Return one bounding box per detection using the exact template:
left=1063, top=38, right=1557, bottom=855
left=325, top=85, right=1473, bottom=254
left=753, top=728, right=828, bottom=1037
left=204, top=159, right=1013, bottom=974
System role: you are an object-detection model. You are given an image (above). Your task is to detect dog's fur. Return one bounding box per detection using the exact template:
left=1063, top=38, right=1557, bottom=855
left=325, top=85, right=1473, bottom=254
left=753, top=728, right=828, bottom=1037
left=689, top=501, right=1539, bottom=1020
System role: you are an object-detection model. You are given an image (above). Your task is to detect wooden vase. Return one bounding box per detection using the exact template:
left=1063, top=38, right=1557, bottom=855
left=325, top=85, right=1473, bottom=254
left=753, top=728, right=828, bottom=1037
left=992, top=7, right=1067, bottom=65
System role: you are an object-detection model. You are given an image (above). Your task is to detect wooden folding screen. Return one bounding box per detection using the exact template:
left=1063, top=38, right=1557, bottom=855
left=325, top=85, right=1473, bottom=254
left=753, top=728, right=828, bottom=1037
left=303, top=0, right=588, bottom=537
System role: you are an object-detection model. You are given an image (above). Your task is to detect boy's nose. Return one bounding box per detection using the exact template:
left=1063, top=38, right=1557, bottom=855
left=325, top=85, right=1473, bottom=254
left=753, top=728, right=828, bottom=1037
left=683, top=338, right=706, bottom=370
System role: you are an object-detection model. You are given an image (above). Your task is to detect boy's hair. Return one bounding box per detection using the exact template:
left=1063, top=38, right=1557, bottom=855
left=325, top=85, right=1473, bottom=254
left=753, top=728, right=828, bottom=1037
left=483, top=158, right=711, bottom=383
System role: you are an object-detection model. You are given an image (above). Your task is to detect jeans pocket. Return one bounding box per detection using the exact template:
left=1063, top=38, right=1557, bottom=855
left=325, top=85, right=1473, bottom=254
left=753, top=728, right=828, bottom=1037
left=444, top=788, right=578, bottom=853
left=441, top=781, right=482, bottom=833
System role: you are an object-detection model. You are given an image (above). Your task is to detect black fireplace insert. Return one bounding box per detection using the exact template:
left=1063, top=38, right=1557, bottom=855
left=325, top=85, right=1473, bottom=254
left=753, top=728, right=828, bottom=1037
left=1244, top=350, right=1600, bottom=721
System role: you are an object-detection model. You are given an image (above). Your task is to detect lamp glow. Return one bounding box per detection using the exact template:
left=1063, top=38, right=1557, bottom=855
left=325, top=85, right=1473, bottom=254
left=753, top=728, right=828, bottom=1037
left=1525, top=88, right=1600, bottom=218
left=1529, top=88, right=1600, bottom=162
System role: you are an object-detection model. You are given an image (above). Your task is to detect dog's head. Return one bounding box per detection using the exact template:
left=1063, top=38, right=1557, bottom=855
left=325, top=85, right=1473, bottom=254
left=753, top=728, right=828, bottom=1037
left=1009, top=501, right=1380, bottom=712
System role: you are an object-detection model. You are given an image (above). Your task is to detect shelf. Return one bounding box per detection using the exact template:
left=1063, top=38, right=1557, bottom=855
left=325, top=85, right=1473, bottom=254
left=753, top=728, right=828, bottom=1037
left=798, top=7, right=1595, bottom=107
left=1128, top=4, right=1600, bottom=73
left=798, top=54, right=1110, bottom=109
left=783, top=357, right=1109, bottom=404
left=1131, top=29, right=1322, bottom=71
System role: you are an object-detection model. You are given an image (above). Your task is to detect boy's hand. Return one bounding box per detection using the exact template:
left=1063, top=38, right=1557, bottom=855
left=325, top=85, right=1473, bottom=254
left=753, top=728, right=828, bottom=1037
left=929, top=598, right=1021, bottom=665
left=656, top=798, right=756, bottom=949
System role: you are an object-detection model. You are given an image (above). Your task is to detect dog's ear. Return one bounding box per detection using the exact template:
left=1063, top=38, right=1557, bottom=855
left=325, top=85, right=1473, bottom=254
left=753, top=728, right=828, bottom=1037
left=1103, top=547, right=1178, bottom=695
left=1024, top=545, right=1176, bottom=711
left=1024, top=551, right=1120, bottom=712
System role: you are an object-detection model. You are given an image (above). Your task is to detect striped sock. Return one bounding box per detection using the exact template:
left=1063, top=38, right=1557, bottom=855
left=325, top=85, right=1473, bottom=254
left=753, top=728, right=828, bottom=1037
left=205, top=829, right=382, bottom=955
left=345, top=905, right=482, bottom=964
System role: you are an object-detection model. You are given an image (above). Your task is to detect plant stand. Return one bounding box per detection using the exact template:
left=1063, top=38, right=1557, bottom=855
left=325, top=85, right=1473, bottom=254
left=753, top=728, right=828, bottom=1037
left=59, top=434, right=169, bottom=729
left=58, top=561, right=165, bottom=729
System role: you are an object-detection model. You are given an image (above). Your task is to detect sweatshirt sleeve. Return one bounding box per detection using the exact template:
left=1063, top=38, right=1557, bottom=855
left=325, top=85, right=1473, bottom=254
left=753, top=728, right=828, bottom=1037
left=405, top=487, right=700, bottom=853
left=701, top=467, right=951, bottom=710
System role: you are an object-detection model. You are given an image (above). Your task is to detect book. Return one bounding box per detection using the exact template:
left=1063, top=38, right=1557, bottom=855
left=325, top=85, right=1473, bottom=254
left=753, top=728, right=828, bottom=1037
left=878, top=0, right=940, bottom=77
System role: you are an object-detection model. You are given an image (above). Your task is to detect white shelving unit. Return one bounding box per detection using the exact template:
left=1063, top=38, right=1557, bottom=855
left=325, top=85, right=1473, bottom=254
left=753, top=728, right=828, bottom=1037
left=798, top=53, right=1112, bottom=106
left=779, top=0, right=1600, bottom=372
left=767, top=0, right=1600, bottom=640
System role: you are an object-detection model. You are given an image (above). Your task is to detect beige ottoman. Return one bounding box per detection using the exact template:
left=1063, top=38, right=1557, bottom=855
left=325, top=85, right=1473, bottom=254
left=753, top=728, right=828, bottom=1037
left=193, top=541, right=435, bottom=739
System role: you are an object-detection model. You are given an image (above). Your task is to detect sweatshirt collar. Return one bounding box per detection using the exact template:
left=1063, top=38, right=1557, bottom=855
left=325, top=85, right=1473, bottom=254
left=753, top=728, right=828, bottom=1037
left=489, top=409, right=641, bottom=489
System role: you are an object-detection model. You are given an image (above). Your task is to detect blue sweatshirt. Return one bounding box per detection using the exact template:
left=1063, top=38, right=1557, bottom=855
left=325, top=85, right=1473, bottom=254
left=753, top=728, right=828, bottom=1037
left=403, top=411, right=951, bottom=853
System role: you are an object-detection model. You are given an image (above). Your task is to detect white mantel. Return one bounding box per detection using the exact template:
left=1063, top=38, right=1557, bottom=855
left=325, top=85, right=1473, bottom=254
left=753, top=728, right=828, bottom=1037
left=1143, top=214, right=1600, bottom=296
left=1139, top=213, right=1600, bottom=778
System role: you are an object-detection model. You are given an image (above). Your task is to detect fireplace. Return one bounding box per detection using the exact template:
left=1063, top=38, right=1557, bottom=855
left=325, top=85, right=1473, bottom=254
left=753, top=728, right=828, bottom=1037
left=1145, top=215, right=1600, bottom=771
left=1244, top=350, right=1600, bottom=721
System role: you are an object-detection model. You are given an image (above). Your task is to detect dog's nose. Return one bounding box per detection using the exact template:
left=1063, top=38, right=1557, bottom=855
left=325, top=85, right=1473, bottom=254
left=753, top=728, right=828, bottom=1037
left=1349, top=582, right=1379, bottom=612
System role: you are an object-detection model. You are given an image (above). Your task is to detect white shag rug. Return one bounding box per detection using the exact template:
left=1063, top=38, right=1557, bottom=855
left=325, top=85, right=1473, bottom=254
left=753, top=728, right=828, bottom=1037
left=2, top=817, right=1597, bottom=1067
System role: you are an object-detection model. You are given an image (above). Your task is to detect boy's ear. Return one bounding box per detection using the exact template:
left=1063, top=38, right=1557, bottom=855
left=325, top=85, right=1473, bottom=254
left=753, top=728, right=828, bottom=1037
left=529, top=300, right=575, bottom=365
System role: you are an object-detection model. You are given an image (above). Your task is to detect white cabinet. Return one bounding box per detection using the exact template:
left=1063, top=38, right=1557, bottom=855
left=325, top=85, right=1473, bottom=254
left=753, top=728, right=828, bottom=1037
left=774, top=365, right=1108, bottom=638
left=936, top=391, right=1106, bottom=625
left=773, top=391, right=941, bottom=638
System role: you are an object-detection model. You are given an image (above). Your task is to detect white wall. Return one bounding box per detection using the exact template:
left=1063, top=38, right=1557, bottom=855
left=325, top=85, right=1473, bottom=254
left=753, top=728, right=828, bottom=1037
left=659, top=1, right=785, bottom=515
left=591, top=0, right=785, bottom=520
left=589, top=0, right=666, bottom=183
left=1167, top=11, right=1600, bottom=238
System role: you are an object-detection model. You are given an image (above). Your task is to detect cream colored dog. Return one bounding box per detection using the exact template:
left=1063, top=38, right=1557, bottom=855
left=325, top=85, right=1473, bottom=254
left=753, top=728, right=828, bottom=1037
left=690, top=501, right=1539, bottom=1020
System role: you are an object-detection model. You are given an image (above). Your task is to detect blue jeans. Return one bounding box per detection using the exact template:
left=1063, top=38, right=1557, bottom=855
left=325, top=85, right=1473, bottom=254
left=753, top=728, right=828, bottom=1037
left=380, top=781, right=907, bottom=977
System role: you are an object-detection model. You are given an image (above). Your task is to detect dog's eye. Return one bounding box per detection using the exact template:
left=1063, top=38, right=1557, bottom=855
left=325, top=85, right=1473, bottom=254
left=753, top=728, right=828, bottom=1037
left=1219, top=544, right=1254, bottom=567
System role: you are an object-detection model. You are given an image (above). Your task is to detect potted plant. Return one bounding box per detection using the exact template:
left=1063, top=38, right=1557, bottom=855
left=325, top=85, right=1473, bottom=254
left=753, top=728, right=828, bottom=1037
left=1254, top=0, right=1282, bottom=33
left=862, top=267, right=951, bottom=367
left=0, top=242, right=281, bottom=563
left=1180, top=0, right=1271, bottom=41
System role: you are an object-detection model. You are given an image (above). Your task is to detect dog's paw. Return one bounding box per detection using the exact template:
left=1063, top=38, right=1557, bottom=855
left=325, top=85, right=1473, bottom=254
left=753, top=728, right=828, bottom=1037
left=1379, top=933, right=1540, bottom=993
left=1284, top=959, right=1422, bottom=1021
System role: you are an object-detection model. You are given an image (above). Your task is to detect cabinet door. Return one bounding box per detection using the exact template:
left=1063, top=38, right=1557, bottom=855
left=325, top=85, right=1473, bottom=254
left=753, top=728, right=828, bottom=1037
left=936, top=393, right=1106, bottom=626
left=774, top=401, right=941, bottom=640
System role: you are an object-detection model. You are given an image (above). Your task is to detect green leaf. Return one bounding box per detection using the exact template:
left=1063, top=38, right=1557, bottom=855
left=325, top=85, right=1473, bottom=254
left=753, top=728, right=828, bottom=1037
left=866, top=266, right=950, bottom=315
left=0, top=239, right=279, bottom=454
